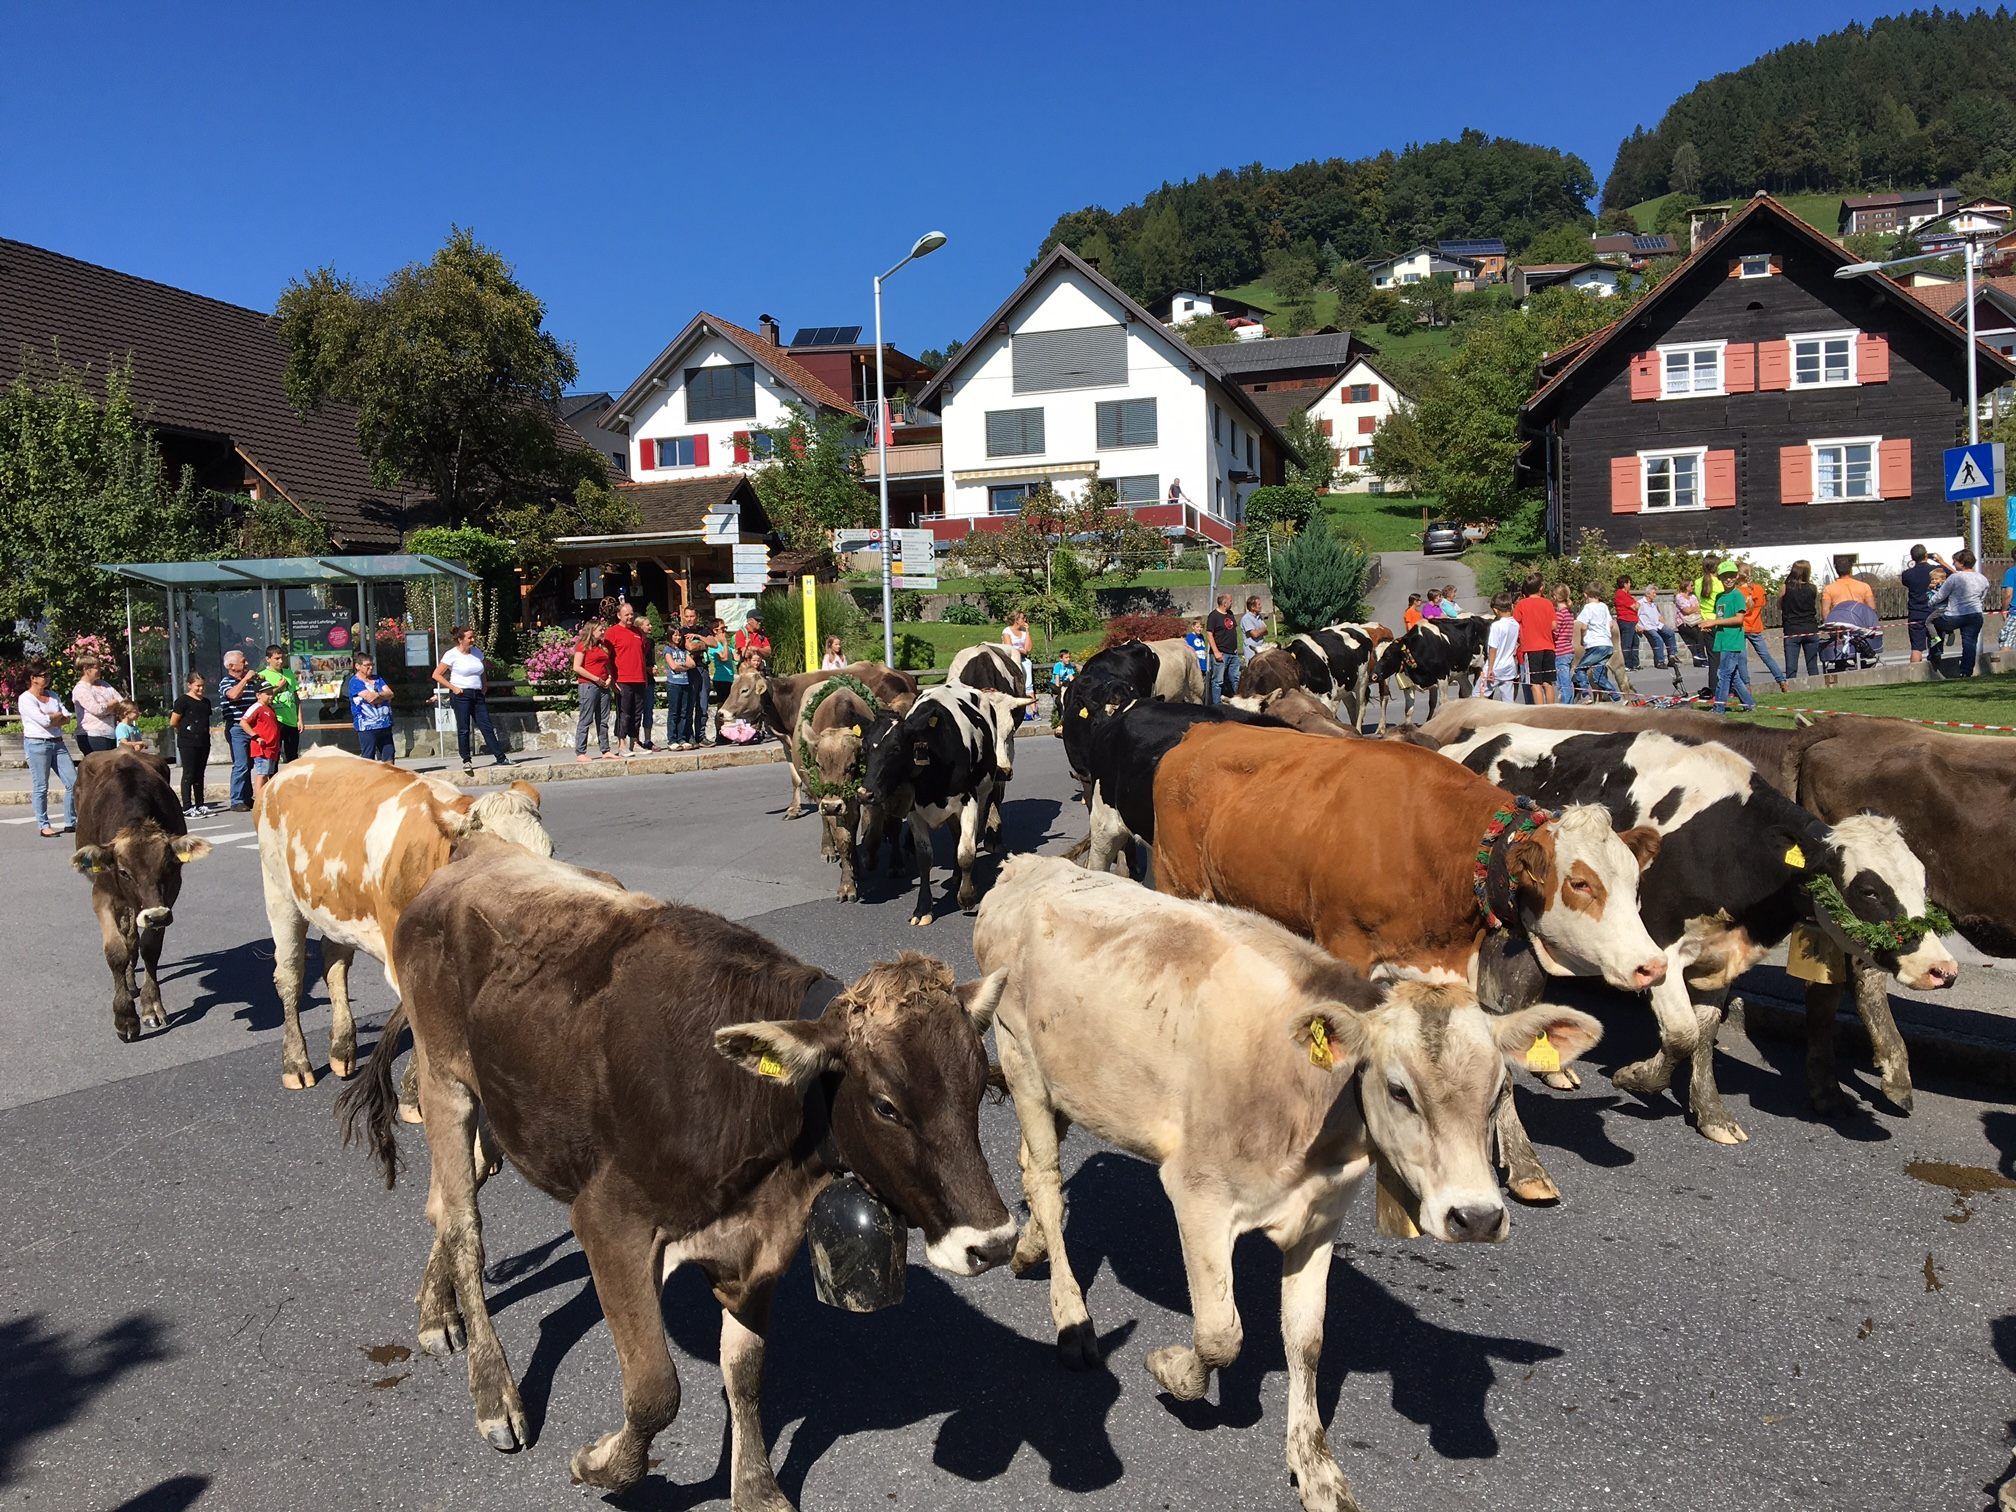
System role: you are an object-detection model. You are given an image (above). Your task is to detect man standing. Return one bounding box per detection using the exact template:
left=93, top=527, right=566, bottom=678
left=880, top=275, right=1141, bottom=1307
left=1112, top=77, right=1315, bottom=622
left=1735, top=565, right=1789, bottom=693
left=219, top=649, right=261, bottom=811
left=259, top=644, right=302, bottom=763
left=602, top=600, right=649, bottom=758
left=734, top=612, right=772, bottom=666
left=1900, top=544, right=1941, bottom=664
left=1511, top=574, right=1557, bottom=704
left=679, top=606, right=718, bottom=747
left=1239, top=595, right=1269, bottom=659
left=1707, top=574, right=1757, bottom=714
left=1204, top=592, right=1241, bottom=705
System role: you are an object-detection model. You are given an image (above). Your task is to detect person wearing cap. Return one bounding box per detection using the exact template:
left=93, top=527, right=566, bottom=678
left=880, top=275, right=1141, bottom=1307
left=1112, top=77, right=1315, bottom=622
left=734, top=613, right=772, bottom=665
left=1705, top=570, right=1757, bottom=714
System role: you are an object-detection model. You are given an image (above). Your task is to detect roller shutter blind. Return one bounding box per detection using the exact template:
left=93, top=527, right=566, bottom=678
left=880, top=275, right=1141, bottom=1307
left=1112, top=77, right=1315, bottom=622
left=986, top=408, right=1046, bottom=457
left=1095, top=398, right=1157, bottom=448
left=686, top=363, right=757, bottom=422
left=1012, top=325, right=1126, bottom=393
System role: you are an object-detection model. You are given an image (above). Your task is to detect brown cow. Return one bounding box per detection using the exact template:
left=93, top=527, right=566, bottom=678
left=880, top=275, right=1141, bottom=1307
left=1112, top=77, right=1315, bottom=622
left=256, top=749, right=551, bottom=1094
left=792, top=681, right=879, bottom=901
left=338, top=839, right=1014, bottom=1500
left=71, top=751, right=213, bottom=1042
left=719, top=660, right=919, bottom=820
left=1225, top=686, right=1356, bottom=736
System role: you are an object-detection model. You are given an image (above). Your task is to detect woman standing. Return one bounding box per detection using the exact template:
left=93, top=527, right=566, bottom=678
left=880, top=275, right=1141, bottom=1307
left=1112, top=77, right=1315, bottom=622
left=70, top=654, right=123, bottom=757
left=432, top=626, right=512, bottom=773
left=706, top=619, right=736, bottom=744
left=572, top=619, right=616, bottom=762
left=1779, top=560, right=1822, bottom=681
left=20, top=663, right=78, bottom=837
left=1002, top=610, right=1035, bottom=720
left=345, top=653, right=397, bottom=762
left=171, top=671, right=213, bottom=814
left=1928, top=549, right=1992, bottom=678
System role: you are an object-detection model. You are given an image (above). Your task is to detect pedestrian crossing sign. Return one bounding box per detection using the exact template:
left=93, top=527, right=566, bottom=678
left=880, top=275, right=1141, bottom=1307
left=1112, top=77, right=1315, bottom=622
left=1944, top=442, right=2003, bottom=500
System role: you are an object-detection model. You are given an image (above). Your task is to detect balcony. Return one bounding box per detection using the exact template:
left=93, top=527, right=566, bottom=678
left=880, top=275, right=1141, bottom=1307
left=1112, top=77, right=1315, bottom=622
left=860, top=442, right=943, bottom=481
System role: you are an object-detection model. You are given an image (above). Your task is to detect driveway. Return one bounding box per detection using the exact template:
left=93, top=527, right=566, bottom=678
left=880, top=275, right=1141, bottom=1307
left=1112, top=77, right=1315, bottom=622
left=1371, top=548, right=1481, bottom=626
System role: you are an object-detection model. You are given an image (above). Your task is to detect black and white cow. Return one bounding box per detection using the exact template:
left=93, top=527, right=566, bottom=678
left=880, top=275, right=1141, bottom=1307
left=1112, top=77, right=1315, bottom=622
left=948, top=643, right=1031, bottom=838
left=1059, top=641, right=1159, bottom=785
left=1441, top=725, right=1957, bottom=1155
left=1237, top=622, right=1388, bottom=731
left=1078, top=701, right=1284, bottom=877
left=863, top=682, right=1032, bottom=925
left=1372, top=615, right=1488, bottom=731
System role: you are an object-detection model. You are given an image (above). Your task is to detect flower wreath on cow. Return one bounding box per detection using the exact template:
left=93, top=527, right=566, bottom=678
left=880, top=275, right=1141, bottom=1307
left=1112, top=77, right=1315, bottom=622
left=796, top=673, right=881, bottom=803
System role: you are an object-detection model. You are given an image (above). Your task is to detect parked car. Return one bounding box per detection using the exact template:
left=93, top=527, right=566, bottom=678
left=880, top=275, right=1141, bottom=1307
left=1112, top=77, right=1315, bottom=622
left=1422, top=519, right=1464, bottom=555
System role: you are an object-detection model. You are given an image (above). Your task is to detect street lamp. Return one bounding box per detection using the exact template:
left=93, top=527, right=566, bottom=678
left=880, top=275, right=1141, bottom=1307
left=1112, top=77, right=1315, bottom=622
left=1836, top=230, right=1991, bottom=557
left=874, top=230, right=948, bottom=664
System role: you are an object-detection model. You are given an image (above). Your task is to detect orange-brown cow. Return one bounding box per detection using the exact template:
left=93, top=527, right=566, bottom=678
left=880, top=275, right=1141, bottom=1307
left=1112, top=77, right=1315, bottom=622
left=255, top=749, right=552, bottom=1094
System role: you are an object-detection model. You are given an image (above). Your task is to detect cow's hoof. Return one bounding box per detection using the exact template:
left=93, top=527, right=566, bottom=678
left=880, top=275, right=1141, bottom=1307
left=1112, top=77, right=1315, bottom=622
left=397, top=1102, right=425, bottom=1125
left=1010, top=1226, right=1049, bottom=1275
left=1539, top=1067, right=1581, bottom=1091
left=114, top=1021, right=141, bottom=1044
left=569, top=1431, right=641, bottom=1492
left=418, top=1319, right=465, bottom=1357
left=1695, top=1115, right=1749, bottom=1145
left=478, top=1410, right=527, bottom=1454
left=1506, top=1173, right=1560, bottom=1205
left=281, top=1068, right=317, bottom=1090
left=329, top=1056, right=355, bottom=1080
left=139, top=1005, right=167, bottom=1031
left=1808, top=1084, right=1853, bottom=1119
left=783, top=809, right=803, bottom=822
left=1145, top=1343, right=1209, bottom=1401
left=1287, top=1452, right=1360, bottom=1512
left=1882, top=1082, right=1915, bottom=1116
left=1057, top=1320, right=1104, bottom=1370
left=909, top=913, right=933, bottom=928
left=1609, top=1058, right=1671, bottom=1097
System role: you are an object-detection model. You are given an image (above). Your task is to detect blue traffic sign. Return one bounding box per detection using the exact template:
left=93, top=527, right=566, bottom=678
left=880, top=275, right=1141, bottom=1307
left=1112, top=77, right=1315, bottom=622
left=1945, top=442, right=2004, bottom=500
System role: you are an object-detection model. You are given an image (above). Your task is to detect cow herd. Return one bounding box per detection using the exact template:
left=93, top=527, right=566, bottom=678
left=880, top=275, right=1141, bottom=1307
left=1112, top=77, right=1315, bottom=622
left=46, top=625, right=2016, bottom=1512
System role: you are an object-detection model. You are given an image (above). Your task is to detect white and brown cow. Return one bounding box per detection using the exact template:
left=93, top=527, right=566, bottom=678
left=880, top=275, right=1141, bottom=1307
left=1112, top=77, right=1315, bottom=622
left=975, top=855, right=1600, bottom=1512
left=720, top=660, right=919, bottom=820
left=255, top=748, right=551, bottom=1093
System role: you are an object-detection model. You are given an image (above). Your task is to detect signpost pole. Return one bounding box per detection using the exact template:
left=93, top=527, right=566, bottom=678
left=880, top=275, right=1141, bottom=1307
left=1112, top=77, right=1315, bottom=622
left=1964, top=234, right=1982, bottom=559
left=802, top=574, right=819, bottom=675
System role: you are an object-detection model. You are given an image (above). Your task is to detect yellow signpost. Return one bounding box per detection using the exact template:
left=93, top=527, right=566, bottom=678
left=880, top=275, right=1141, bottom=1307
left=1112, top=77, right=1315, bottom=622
left=801, top=574, right=819, bottom=674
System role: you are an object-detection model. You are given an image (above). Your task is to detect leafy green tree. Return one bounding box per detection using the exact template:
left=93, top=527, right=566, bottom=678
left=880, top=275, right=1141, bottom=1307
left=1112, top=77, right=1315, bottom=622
left=403, top=524, right=521, bottom=654
left=1401, top=274, right=1458, bottom=328
left=1332, top=261, right=1374, bottom=324
left=947, top=482, right=1165, bottom=605
left=1280, top=296, right=1320, bottom=335
left=1268, top=253, right=1319, bottom=302
left=233, top=496, right=332, bottom=557
left=746, top=404, right=873, bottom=549
left=1669, top=141, right=1703, bottom=198
left=1241, top=483, right=1320, bottom=532
left=1132, top=203, right=1190, bottom=304
left=1384, top=301, right=1417, bottom=337
left=1595, top=207, right=1640, bottom=234
left=1279, top=413, right=1336, bottom=490
left=1361, top=288, right=1399, bottom=326
left=277, top=227, right=605, bottom=535
left=1518, top=222, right=1599, bottom=266
left=918, top=338, right=964, bottom=369
left=1268, top=527, right=1368, bottom=632
left=1182, top=313, right=1239, bottom=347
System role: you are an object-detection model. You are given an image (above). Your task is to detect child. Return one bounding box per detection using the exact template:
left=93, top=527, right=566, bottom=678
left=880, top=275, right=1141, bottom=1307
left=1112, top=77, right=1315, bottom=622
left=242, top=681, right=283, bottom=799
left=1478, top=595, right=1520, bottom=702
left=1051, top=648, right=1077, bottom=688
left=112, top=701, right=147, bottom=752
left=1440, top=583, right=1463, bottom=616
left=820, top=635, right=848, bottom=671
left=1402, top=593, right=1424, bottom=630
left=345, top=654, right=396, bottom=762
left=260, top=644, right=301, bottom=764
left=1550, top=584, right=1576, bottom=705
left=171, top=672, right=213, bottom=814
left=1184, top=619, right=1209, bottom=678
left=1420, top=586, right=1445, bottom=620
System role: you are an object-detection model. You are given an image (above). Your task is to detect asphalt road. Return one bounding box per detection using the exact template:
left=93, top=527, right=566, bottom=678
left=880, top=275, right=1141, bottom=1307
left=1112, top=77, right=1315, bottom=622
left=4, top=741, right=2016, bottom=1512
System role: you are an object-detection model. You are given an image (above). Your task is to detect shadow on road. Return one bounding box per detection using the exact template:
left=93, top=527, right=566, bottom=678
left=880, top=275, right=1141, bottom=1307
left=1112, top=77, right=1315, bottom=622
left=113, top=1475, right=209, bottom=1511
left=154, top=938, right=280, bottom=1033
left=0, top=1311, right=170, bottom=1487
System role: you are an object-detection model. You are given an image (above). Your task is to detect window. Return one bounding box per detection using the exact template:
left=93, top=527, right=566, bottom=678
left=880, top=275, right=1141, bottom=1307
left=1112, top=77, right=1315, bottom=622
left=1812, top=437, right=1878, bottom=501
left=1737, top=254, right=1773, bottom=279
left=1245, top=432, right=1255, bottom=470
left=1012, top=325, right=1126, bottom=393
left=1112, top=475, right=1158, bottom=504
left=985, top=407, right=1045, bottom=457
left=1660, top=342, right=1724, bottom=397
left=1641, top=449, right=1705, bottom=511
left=989, top=483, right=1037, bottom=514
left=1402, top=272, right=1420, bottom=284
left=1213, top=403, right=1223, bottom=444
left=746, top=431, right=776, bottom=460
left=1791, top=331, right=1855, bottom=387
left=1095, top=397, right=1158, bottom=448
left=1348, top=383, right=1375, bottom=402
left=657, top=435, right=701, bottom=468
left=686, top=363, right=756, bottom=422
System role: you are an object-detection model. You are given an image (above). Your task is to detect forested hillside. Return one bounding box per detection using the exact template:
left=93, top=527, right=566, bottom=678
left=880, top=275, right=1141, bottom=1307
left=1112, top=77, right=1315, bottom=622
left=1033, top=130, right=1596, bottom=308
left=1603, top=9, right=2016, bottom=209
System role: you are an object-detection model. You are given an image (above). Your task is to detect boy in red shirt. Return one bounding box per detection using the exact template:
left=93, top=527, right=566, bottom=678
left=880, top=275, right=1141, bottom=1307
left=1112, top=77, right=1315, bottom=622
left=242, top=681, right=283, bottom=800
left=1511, top=573, right=1558, bottom=703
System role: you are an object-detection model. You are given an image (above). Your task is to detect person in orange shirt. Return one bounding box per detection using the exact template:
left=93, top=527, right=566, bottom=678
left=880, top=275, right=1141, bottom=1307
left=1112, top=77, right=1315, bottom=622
left=1734, top=563, right=1789, bottom=692
left=1402, top=592, right=1424, bottom=630
left=1510, top=573, right=1558, bottom=703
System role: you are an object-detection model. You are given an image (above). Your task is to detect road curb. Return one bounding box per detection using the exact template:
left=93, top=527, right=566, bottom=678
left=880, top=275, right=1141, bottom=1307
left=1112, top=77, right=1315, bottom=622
left=1732, top=975, right=2016, bottom=1091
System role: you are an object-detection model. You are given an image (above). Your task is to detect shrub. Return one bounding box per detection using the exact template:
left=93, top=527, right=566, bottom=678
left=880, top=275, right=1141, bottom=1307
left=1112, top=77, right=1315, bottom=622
left=1100, top=613, right=1191, bottom=650
left=754, top=586, right=873, bottom=674
left=1271, top=529, right=1369, bottom=633
left=895, top=631, right=936, bottom=671
left=521, top=625, right=579, bottom=704
left=1242, top=484, right=1319, bottom=535
left=941, top=601, right=989, bottom=626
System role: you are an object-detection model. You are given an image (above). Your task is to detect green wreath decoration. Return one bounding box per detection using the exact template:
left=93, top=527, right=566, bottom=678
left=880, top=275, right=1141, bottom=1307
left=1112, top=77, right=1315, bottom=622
left=796, top=673, right=881, bottom=804
left=1804, top=872, right=1954, bottom=955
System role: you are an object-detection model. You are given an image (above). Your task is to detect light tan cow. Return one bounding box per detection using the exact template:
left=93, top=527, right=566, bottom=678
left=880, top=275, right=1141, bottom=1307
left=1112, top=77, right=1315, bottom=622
left=972, top=855, right=1599, bottom=1512
left=256, top=749, right=551, bottom=1094
left=1143, top=636, right=1206, bottom=702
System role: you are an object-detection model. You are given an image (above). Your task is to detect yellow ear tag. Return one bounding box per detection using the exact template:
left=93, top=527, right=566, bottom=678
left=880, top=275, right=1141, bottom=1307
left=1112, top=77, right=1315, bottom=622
left=757, top=1053, right=786, bottom=1079
left=1077, top=705, right=1089, bottom=718
left=1524, top=1033, right=1562, bottom=1075
left=1783, top=843, right=1806, bottom=869
left=928, top=714, right=938, bottom=727
left=1308, top=1018, right=1334, bottom=1069
left=850, top=724, right=861, bottom=736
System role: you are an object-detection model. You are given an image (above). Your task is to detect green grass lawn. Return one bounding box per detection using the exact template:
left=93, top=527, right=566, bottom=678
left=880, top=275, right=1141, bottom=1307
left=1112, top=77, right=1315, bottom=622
left=1622, top=190, right=1844, bottom=237
left=1748, top=673, right=2016, bottom=732
left=844, top=568, right=1251, bottom=596
left=1217, top=280, right=1456, bottom=360
left=1321, top=492, right=1441, bottom=553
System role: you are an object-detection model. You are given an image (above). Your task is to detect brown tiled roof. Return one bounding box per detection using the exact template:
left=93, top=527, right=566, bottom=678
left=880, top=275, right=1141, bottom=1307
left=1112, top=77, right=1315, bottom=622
left=1902, top=272, right=2016, bottom=314
left=1247, top=388, right=1311, bottom=430
left=609, top=474, right=765, bottom=537
left=601, top=313, right=863, bottom=428
left=0, top=237, right=424, bottom=548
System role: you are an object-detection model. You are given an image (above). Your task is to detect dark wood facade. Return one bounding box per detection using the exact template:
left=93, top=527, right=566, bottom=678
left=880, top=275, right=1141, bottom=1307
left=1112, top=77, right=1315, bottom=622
left=1525, top=197, right=2015, bottom=558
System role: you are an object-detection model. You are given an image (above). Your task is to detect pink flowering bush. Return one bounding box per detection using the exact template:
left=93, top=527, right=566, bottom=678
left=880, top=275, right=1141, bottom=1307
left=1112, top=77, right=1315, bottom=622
left=522, top=625, right=579, bottom=702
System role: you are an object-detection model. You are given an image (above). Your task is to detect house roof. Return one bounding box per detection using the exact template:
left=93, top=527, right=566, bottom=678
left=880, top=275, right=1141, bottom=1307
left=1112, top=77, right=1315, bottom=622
left=908, top=243, right=1299, bottom=464
left=1438, top=238, right=1507, bottom=257
left=1843, top=187, right=1958, bottom=211
left=1203, top=330, right=1363, bottom=377
left=562, top=391, right=615, bottom=424
left=0, top=237, right=425, bottom=548
left=1524, top=195, right=2016, bottom=423
left=1590, top=232, right=1676, bottom=257
left=601, top=313, right=862, bottom=430
left=1364, top=245, right=1481, bottom=272
left=1902, top=272, right=2016, bottom=317
left=1243, top=354, right=1407, bottom=429
left=606, top=474, right=765, bottom=538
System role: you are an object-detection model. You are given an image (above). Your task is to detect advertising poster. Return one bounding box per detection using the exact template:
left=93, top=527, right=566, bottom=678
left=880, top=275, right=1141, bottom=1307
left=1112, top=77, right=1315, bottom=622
left=288, top=609, right=355, bottom=701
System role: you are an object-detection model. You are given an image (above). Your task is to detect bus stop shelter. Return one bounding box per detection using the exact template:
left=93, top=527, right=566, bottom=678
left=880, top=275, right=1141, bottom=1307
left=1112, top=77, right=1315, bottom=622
left=98, top=554, right=480, bottom=733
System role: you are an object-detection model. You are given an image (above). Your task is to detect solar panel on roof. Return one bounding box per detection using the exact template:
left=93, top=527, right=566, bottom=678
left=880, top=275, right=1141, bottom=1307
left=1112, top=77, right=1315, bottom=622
left=1632, top=235, right=1669, bottom=251
left=789, top=325, right=862, bottom=347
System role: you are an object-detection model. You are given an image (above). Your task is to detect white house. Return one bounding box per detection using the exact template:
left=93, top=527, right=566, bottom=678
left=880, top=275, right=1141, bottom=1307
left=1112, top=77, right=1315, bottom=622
left=912, top=246, right=1295, bottom=546
left=597, top=313, right=860, bottom=481
left=1512, top=262, right=1626, bottom=301
left=1148, top=289, right=1269, bottom=330
left=1366, top=246, right=1480, bottom=289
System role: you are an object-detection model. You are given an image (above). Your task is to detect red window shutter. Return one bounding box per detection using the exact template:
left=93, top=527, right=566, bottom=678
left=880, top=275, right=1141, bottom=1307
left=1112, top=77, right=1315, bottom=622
left=1610, top=456, right=1640, bottom=513
left=1333, top=446, right=1345, bottom=465
left=1724, top=344, right=1756, bottom=393
left=1704, top=449, right=1737, bottom=508
left=1779, top=445, right=1812, bottom=505
left=1758, top=340, right=1792, bottom=391
left=1365, top=384, right=1379, bottom=401
left=1768, top=255, right=1783, bottom=275
left=1628, top=352, right=1659, bottom=401
left=1879, top=438, right=1912, bottom=498
left=693, top=433, right=710, bottom=467
left=1317, top=418, right=1334, bottom=437
left=1357, top=415, right=1377, bottom=434
left=1726, top=259, right=1744, bottom=279
left=1857, top=333, right=1890, bottom=384
left=638, top=438, right=656, bottom=470
left=732, top=431, right=750, bottom=464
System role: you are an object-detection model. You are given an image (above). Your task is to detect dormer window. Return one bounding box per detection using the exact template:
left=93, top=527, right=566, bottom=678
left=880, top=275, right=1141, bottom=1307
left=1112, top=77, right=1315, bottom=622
left=1736, top=254, right=1774, bottom=279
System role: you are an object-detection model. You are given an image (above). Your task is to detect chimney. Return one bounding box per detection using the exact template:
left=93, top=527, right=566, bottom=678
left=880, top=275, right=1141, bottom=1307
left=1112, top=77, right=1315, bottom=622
left=760, top=313, right=781, bottom=346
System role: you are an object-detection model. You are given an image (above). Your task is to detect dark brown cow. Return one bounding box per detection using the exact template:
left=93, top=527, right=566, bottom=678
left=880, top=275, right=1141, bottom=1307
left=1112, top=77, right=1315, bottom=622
left=338, top=839, right=1014, bottom=1500
left=71, top=751, right=213, bottom=1041
left=793, top=682, right=879, bottom=901
left=1225, top=686, right=1357, bottom=736
left=720, top=660, right=919, bottom=819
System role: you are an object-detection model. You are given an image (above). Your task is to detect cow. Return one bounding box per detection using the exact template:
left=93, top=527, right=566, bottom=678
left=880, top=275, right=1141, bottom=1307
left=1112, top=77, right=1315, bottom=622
left=256, top=748, right=551, bottom=1095
left=792, top=680, right=879, bottom=902
left=1078, top=701, right=1288, bottom=877
left=1437, top=724, right=1957, bottom=1152
left=337, top=838, right=1014, bottom=1500
left=1422, top=701, right=1995, bottom=1116
left=719, top=660, right=919, bottom=820
left=1371, top=615, right=1488, bottom=731
left=1237, top=622, right=1390, bottom=732
left=949, top=642, right=1032, bottom=839
left=1150, top=722, right=1665, bottom=1202
left=974, top=855, right=1602, bottom=1512
left=1137, top=636, right=1206, bottom=703
left=862, top=681, right=1031, bottom=925
left=1059, top=640, right=1160, bottom=786
left=1226, top=686, right=1358, bottom=737
left=70, top=751, right=213, bottom=1042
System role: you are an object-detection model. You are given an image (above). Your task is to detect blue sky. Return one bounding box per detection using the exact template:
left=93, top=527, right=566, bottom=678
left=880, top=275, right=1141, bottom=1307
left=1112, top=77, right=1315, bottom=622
left=3, top=1, right=1890, bottom=394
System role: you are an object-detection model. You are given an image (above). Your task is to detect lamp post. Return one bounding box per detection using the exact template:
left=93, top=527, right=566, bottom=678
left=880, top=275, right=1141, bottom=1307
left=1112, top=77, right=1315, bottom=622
left=1837, top=230, right=1990, bottom=558
left=874, top=230, right=948, bottom=665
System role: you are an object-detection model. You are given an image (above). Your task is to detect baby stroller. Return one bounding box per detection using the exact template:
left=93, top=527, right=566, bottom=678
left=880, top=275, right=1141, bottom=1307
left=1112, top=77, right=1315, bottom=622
left=1818, top=600, right=1884, bottom=672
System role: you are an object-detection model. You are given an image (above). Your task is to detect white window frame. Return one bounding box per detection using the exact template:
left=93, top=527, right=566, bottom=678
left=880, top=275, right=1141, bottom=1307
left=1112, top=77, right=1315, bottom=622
left=1789, top=329, right=1858, bottom=389
left=1657, top=339, right=1727, bottom=399
left=1809, top=435, right=1881, bottom=503
left=1638, top=446, right=1709, bottom=513
left=1736, top=254, right=1773, bottom=279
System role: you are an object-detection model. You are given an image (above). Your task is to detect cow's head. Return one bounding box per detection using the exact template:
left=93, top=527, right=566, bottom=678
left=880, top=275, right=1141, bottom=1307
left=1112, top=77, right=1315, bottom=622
left=964, top=688, right=1035, bottom=779
left=1805, top=814, right=1958, bottom=990
left=1295, top=978, right=1601, bottom=1243
left=461, top=781, right=554, bottom=858
left=813, top=723, right=868, bottom=819
left=1511, top=804, right=1667, bottom=991
left=73, top=823, right=213, bottom=929
left=715, top=954, right=1015, bottom=1274
left=720, top=662, right=772, bottom=723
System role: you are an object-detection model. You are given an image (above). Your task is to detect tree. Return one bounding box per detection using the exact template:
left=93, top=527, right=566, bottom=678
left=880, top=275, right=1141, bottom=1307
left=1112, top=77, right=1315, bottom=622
left=1280, top=296, right=1320, bottom=335
left=1400, top=274, right=1458, bottom=329
left=1279, top=412, right=1336, bottom=490
left=1518, top=221, right=1600, bottom=266
left=1268, top=527, right=1369, bottom=632
left=1182, top=313, right=1239, bottom=347
left=746, top=405, right=873, bottom=550
left=1595, top=207, right=1639, bottom=234
left=1268, top=253, right=1319, bottom=302
left=1132, top=203, right=1190, bottom=305
left=947, top=482, right=1165, bottom=601
left=1332, top=261, right=1374, bottom=324
left=1241, top=483, right=1320, bottom=533
left=1669, top=141, right=1703, bottom=199
left=277, top=227, right=605, bottom=538
left=919, top=338, right=964, bottom=369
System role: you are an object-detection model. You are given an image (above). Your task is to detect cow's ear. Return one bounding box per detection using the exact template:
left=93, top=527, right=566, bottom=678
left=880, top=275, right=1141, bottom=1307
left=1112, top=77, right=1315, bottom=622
left=714, top=1019, right=839, bottom=1089
left=71, top=845, right=113, bottom=877
left=1618, top=825, right=1662, bottom=873
left=171, top=835, right=213, bottom=864
left=506, top=780, right=542, bottom=808
left=1289, top=1004, right=1367, bottom=1075
left=1491, top=1004, right=1603, bottom=1073
left=956, top=968, right=1008, bottom=1033
left=1506, top=830, right=1552, bottom=896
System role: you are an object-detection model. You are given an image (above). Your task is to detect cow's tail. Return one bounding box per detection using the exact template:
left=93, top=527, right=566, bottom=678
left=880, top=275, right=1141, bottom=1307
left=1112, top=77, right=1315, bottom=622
left=336, top=1003, right=407, bottom=1189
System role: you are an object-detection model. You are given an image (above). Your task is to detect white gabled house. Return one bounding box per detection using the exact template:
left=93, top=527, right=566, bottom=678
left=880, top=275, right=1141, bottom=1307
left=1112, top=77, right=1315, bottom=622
left=1365, top=246, right=1481, bottom=289
left=912, top=246, right=1297, bottom=547
left=1301, top=358, right=1408, bottom=492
